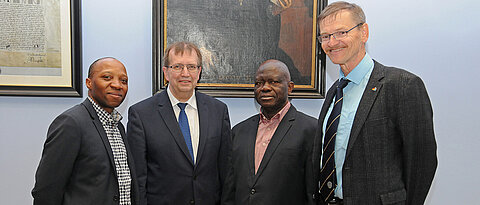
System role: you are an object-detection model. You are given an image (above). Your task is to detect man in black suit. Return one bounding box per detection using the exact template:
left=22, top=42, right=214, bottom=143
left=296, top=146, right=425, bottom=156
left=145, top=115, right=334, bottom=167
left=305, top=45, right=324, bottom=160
left=127, top=42, right=232, bottom=205
left=32, top=57, right=138, bottom=205
left=224, top=59, right=316, bottom=205
left=313, top=2, right=437, bottom=205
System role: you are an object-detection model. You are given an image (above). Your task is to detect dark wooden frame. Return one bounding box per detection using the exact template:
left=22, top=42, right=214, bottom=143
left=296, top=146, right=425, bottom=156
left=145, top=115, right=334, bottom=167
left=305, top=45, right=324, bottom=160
left=153, top=0, right=327, bottom=98
left=0, top=0, right=82, bottom=97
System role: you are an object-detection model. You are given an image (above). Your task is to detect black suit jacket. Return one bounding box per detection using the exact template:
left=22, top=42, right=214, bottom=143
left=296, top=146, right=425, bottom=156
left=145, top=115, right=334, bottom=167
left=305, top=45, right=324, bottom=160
left=32, top=99, right=139, bottom=205
left=313, top=61, right=437, bottom=205
left=225, top=105, right=316, bottom=205
left=127, top=91, right=232, bottom=205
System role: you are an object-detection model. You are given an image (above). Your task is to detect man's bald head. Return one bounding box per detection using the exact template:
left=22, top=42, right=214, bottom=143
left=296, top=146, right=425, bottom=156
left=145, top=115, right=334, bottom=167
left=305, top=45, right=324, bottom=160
left=257, top=59, right=291, bottom=82
left=88, top=57, right=121, bottom=78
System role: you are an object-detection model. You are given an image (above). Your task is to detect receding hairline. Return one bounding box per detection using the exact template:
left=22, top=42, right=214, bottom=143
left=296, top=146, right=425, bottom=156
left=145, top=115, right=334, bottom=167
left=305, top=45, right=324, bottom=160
left=88, top=57, right=123, bottom=78
left=318, top=1, right=366, bottom=28
left=257, top=59, right=291, bottom=82
left=162, top=42, right=203, bottom=67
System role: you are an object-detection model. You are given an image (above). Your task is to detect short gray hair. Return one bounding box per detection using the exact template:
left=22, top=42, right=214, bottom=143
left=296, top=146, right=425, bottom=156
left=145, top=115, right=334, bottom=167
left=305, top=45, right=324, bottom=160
left=318, top=1, right=366, bottom=27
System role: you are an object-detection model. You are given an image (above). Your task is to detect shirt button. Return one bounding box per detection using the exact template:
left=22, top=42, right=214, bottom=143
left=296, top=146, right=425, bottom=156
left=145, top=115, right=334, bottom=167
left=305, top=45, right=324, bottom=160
left=262, top=143, right=267, bottom=146
left=251, top=188, right=256, bottom=195
left=267, top=128, right=271, bottom=131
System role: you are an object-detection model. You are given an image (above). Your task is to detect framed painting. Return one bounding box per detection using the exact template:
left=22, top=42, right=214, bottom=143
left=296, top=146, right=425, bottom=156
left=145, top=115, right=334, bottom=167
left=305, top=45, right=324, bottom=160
left=0, top=0, right=82, bottom=97
left=153, top=0, right=327, bottom=98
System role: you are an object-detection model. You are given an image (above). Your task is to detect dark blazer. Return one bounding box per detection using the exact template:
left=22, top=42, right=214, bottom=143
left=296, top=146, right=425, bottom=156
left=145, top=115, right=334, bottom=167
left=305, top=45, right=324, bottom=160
left=225, top=105, right=316, bottom=205
left=32, top=99, right=139, bottom=205
left=313, top=61, right=437, bottom=205
left=127, top=90, right=232, bottom=205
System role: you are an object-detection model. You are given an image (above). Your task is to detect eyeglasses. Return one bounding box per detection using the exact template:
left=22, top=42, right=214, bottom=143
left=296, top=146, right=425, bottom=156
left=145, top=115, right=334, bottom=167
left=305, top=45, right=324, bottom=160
left=166, top=64, right=200, bottom=72
left=318, top=23, right=364, bottom=43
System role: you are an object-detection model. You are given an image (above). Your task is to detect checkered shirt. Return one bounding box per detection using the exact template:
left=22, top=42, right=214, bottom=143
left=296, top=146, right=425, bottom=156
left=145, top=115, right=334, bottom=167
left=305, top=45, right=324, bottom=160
left=89, top=97, right=131, bottom=205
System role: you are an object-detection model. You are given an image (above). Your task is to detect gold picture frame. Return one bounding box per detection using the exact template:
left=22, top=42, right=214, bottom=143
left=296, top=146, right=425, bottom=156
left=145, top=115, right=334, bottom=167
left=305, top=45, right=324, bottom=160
left=153, top=0, right=326, bottom=98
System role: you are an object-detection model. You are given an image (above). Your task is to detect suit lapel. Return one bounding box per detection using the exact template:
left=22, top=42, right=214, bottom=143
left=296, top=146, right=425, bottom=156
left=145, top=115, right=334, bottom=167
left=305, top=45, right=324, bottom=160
left=313, top=83, right=337, bottom=176
left=195, top=92, right=208, bottom=167
left=253, top=106, right=296, bottom=184
left=319, top=81, right=338, bottom=131
left=120, top=122, right=139, bottom=200
left=82, top=99, right=117, bottom=177
left=246, top=115, right=260, bottom=187
left=156, top=91, right=195, bottom=165
left=346, top=61, right=385, bottom=159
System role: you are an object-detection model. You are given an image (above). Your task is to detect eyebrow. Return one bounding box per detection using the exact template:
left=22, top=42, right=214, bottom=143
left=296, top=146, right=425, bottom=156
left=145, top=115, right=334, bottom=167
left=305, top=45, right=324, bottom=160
left=320, top=26, right=350, bottom=34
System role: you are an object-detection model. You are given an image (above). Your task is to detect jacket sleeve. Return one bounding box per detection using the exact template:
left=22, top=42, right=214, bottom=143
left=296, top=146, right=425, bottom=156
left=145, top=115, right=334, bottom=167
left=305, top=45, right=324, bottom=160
left=398, top=75, right=437, bottom=205
left=32, top=113, right=81, bottom=205
left=127, top=106, right=148, bottom=205
left=219, top=104, right=234, bottom=205
left=303, top=117, right=317, bottom=205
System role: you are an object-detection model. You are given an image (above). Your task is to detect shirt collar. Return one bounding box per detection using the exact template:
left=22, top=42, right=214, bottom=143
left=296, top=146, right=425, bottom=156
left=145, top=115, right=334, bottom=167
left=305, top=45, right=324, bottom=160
left=259, top=101, right=291, bottom=124
left=167, top=85, right=198, bottom=110
left=340, top=52, right=374, bottom=85
left=88, top=97, right=122, bottom=124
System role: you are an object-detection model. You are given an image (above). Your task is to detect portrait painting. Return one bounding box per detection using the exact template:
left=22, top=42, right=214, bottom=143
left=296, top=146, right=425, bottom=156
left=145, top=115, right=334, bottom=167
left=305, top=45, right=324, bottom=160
left=154, top=0, right=326, bottom=98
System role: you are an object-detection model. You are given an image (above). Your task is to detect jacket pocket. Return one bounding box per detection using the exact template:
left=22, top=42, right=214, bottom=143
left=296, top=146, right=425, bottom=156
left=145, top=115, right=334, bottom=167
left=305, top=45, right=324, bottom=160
left=380, top=188, right=406, bottom=205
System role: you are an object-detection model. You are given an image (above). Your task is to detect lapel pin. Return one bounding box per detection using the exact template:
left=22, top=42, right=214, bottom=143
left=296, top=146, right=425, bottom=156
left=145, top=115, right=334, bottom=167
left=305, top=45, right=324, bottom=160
left=372, top=87, right=377, bottom=92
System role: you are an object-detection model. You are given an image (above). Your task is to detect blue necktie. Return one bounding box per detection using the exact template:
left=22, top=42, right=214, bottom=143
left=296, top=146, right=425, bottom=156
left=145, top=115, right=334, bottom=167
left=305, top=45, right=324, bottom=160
left=320, top=78, right=350, bottom=202
left=177, top=103, right=194, bottom=163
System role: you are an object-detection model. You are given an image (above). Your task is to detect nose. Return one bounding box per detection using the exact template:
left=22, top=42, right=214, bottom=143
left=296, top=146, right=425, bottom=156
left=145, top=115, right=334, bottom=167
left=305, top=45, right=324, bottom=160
left=261, top=82, right=272, bottom=92
left=180, top=67, right=190, bottom=76
left=327, top=35, right=340, bottom=46
left=110, top=79, right=123, bottom=89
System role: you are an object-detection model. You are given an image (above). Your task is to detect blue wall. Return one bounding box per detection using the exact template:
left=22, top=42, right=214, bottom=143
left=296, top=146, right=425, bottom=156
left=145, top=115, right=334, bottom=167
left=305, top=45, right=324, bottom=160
left=1, top=0, right=479, bottom=204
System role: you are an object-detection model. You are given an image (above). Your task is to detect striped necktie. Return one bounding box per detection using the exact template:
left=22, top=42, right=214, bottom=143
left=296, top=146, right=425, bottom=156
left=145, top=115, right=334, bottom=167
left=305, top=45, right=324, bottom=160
left=320, top=78, right=350, bottom=202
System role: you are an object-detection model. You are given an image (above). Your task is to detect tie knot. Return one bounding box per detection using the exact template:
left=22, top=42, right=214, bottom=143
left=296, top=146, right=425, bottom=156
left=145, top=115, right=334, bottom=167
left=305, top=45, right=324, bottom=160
left=337, top=78, right=350, bottom=89
left=177, top=103, right=188, bottom=111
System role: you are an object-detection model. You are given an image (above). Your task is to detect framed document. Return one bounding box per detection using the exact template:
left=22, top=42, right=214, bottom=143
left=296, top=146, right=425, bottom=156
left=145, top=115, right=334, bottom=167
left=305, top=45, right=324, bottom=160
left=153, top=0, right=327, bottom=98
left=0, top=0, right=82, bottom=97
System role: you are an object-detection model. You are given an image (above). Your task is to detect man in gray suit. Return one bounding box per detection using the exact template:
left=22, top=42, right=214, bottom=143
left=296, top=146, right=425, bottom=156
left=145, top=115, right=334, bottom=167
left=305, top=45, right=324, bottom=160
left=224, top=59, right=316, bottom=205
left=313, top=2, right=437, bottom=205
left=32, top=57, right=138, bottom=205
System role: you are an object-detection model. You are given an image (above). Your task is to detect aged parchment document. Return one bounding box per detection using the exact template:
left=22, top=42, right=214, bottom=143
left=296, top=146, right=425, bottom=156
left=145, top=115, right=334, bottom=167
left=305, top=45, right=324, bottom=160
left=0, top=0, right=71, bottom=87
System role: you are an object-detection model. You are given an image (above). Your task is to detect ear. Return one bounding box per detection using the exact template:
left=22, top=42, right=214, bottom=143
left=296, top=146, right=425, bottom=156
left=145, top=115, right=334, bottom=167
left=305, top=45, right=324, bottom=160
left=287, top=81, right=294, bottom=94
left=195, top=66, right=202, bottom=81
left=361, top=23, right=369, bottom=43
left=86, top=78, right=92, bottom=90
left=162, top=66, right=169, bottom=82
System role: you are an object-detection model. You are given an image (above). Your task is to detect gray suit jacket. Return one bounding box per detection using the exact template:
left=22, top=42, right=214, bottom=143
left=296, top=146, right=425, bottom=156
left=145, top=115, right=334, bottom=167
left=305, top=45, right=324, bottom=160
left=224, top=105, right=316, bottom=205
left=32, top=99, right=139, bottom=205
left=313, top=61, right=437, bottom=205
left=127, top=90, right=232, bottom=205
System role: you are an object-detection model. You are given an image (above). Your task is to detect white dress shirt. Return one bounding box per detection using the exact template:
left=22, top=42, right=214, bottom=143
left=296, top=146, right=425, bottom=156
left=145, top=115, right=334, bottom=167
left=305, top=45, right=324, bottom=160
left=167, top=86, right=200, bottom=162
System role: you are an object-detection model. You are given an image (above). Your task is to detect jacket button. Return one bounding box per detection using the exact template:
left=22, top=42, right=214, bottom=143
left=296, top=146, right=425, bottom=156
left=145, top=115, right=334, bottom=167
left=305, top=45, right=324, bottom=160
left=113, top=195, right=119, bottom=201
left=250, top=188, right=256, bottom=195
left=189, top=199, right=195, bottom=204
